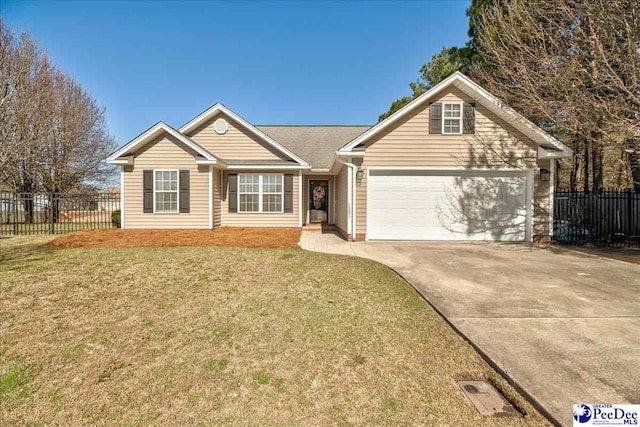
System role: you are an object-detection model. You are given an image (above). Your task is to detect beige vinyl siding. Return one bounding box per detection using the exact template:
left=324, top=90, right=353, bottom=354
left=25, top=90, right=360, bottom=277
left=123, top=134, right=209, bottom=229
left=303, top=175, right=334, bottom=225
left=334, top=166, right=348, bottom=235
left=186, top=113, right=287, bottom=161
left=213, top=167, right=223, bottom=228
left=534, top=159, right=552, bottom=236
left=221, top=170, right=300, bottom=227
left=363, top=87, right=538, bottom=168
left=358, top=87, right=543, bottom=238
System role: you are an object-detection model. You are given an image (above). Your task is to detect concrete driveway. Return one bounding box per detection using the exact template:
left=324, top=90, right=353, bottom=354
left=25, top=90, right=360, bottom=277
left=348, top=242, right=640, bottom=426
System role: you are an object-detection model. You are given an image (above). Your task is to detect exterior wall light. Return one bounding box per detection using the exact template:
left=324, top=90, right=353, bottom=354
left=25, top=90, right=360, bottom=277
left=540, top=168, right=550, bottom=182
left=356, top=169, right=364, bottom=182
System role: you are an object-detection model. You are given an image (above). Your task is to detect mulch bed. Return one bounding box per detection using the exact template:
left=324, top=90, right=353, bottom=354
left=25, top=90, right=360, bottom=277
left=48, top=227, right=301, bottom=249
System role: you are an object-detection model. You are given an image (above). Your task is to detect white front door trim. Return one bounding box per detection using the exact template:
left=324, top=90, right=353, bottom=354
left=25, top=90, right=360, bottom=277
left=299, top=171, right=303, bottom=227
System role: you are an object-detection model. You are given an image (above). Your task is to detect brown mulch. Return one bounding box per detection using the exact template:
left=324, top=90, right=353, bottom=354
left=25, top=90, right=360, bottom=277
left=48, top=227, right=302, bottom=249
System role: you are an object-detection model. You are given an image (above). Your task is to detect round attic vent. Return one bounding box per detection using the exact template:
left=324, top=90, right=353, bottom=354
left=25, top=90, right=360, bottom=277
left=213, top=118, right=228, bottom=135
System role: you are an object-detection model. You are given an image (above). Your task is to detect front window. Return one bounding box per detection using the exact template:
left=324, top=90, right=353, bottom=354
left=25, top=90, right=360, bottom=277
left=239, top=175, right=260, bottom=212
left=154, top=170, right=178, bottom=213
left=443, top=103, right=462, bottom=134
left=238, top=174, right=283, bottom=213
left=261, top=174, right=283, bottom=212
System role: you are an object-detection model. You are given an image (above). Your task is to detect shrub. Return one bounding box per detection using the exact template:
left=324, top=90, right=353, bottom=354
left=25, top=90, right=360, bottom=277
left=111, top=209, right=121, bottom=228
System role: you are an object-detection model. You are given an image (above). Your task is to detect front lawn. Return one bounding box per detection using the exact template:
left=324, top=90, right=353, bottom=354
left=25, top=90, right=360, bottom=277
left=0, top=236, right=548, bottom=426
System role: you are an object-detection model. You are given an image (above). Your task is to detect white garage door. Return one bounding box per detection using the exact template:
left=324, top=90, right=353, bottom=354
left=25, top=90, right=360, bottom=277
left=367, top=170, right=531, bottom=241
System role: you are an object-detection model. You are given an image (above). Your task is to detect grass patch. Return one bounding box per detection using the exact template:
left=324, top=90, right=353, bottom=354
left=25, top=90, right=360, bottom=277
left=0, top=360, right=37, bottom=401
left=382, top=400, right=399, bottom=413
left=253, top=371, right=271, bottom=385
left=0, top=236, right=550, bottom=426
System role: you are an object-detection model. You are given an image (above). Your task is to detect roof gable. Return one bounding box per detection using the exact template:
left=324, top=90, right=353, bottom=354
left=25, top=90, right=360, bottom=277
left=179, top=103, right=309, bottom=166
left=186, top=111, right=294, bottom=162
left=338, top=72, right=572, bottom=157
left=106, top=122, right=220, bottom=165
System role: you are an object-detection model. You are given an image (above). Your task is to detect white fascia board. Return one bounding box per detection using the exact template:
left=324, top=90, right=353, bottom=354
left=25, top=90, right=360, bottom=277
left=196, top=158, right=225, bottom=166
left=538, top=147, right=573, bottom=159
left=106, top=155, right=134, bottom=165
left=366, top=166, right=527, bottom=172
left=336, top=151, right=364, bottom=157
left=308, top=169, right=336, bottom=175
left=226, top=164, right=311, bottom=170
left=107, top=122, right=218, bottom=162
left=178, top=103, right=310, bottom=167
left=338, top=71, right=572, bottom=155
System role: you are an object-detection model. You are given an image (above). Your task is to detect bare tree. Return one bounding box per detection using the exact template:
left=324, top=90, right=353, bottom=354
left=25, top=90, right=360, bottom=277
left=0, top=19, right=116, bottom=221
left=472, top=0, right=640, bottom=190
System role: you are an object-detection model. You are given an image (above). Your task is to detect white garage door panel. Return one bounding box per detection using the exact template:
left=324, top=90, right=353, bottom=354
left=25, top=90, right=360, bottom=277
left=368, top=170, right=529, bottom=241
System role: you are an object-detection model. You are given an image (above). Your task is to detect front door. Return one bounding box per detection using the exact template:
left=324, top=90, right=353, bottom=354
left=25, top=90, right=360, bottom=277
left=309, top=180, right=329, bottom=223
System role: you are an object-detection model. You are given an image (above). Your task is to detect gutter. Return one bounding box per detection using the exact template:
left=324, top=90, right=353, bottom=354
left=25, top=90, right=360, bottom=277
left=335, top=157, right=358, bottom=241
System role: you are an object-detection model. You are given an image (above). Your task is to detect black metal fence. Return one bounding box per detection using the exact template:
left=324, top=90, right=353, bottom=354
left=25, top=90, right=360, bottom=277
left=0, top=192, right=120, bottom=235
left=553, top=189, right=640, bottom=247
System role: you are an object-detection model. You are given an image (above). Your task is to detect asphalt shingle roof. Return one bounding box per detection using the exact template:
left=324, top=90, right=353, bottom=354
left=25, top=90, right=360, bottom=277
left=257, top=125, right=371, bottom=169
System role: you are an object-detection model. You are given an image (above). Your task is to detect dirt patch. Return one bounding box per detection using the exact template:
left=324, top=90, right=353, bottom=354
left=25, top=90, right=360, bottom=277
left=48, top=227, right=301, bottom=249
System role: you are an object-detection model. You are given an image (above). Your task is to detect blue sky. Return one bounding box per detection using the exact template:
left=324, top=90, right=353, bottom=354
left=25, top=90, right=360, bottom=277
left=2, top=0, right=471, bottom=145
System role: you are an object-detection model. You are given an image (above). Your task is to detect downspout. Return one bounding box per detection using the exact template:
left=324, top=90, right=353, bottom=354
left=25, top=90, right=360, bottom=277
left=336, top=157, right=358, bottom=240
left=120, top=166, right=125, bottom=229
left=208, top=166, right=213, bottom=230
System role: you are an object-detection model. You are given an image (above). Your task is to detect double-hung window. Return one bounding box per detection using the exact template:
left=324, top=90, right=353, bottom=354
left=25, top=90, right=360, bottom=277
left=154, top=170, right=178, bottom=213
left=442, top=103, right=462, bottom=134
left=238, top=174, right=283, bottom=213
left=238, top=175, right=260, bottom=213
left=261, top=174, right=283, bottom=212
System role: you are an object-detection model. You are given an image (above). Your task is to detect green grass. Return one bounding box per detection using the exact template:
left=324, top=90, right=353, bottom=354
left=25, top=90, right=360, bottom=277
left=0, top=360, right=37, bottom=401
left=0, top=235, right=549, bottom=426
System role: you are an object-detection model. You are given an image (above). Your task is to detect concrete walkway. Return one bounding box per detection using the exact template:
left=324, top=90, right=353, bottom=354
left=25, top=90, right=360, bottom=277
left=299, top=231, right=640, bottom=427
left=298, top=227, right=355, bottom=256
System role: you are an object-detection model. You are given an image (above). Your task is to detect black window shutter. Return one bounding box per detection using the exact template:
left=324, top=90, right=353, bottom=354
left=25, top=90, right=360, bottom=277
left=463, top=102, right=475, bottom=134
left=228, top=174, right=238, bottom=213
left=179, top=170, right=190, bottom=213
left=143, top=170, right=153, bottom=213
left=283, top=174, right=293, bottom=213
left=429, top=103, right=442, bottom=134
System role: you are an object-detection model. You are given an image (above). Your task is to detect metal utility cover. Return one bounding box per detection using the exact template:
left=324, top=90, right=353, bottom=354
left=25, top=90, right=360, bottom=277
left=458, top=380, right=518, bottom=416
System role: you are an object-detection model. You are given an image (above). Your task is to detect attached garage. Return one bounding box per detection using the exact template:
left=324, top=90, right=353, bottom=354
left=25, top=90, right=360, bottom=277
left=367, top=169, right=532, bottom=241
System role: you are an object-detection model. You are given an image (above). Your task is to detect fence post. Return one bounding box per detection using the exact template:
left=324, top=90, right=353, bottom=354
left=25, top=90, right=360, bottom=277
left=628, top=189, right=633, bottom=239
left=13, top=192, right=18, bottom=235
left=49, top=193, right=55, bottom=234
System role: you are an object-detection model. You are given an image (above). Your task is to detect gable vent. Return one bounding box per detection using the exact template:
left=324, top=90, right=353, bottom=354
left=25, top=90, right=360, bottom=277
left=214, top=118, right=228, bottom=135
